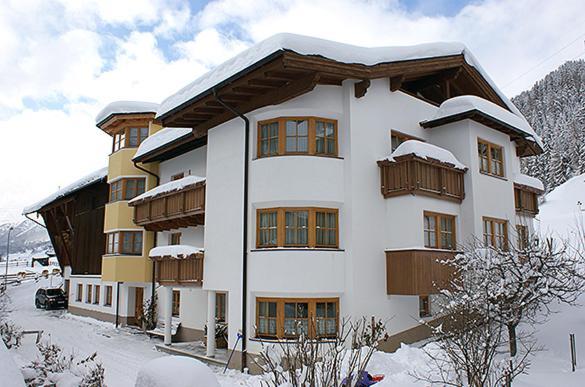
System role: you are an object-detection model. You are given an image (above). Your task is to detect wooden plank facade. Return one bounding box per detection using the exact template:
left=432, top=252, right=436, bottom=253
left=514, top=183, right=540, bottom=216
left=152, top=255, right=204, bottom=285
left=378, top=154, right=466, bottom=202
left=386, top=249, right=458, bottom=295
left=131, top=181, right=205, bottom=232
left=39, top=180, right=108, bottom=275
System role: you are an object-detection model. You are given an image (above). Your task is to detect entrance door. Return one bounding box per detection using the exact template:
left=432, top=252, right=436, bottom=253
left=134, top=287, right=144, bottom=325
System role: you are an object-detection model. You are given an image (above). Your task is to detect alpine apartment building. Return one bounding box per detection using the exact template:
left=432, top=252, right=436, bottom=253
left=24, top=33, right=545, bottom=370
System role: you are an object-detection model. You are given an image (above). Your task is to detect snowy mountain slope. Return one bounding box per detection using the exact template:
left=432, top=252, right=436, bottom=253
left=0, top=219, right=50, bottom=256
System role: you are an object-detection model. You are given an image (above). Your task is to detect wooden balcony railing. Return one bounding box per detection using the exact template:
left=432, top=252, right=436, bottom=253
left=378, top=155, right=466, bottom=202
left=130, top=181, right=205, bottom=231
left=153, top=254, right=204, bottom=285
left=386, top=249, right=458, bottom=295
left=514, top=184, right=539, bottom=216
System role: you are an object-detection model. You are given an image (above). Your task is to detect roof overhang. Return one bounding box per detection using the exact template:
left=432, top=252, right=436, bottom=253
left=133, top=133, right=207, bottom=163
left=97, top=112, right=157, bottom=135
left=420, top=109, right=543, bottom=157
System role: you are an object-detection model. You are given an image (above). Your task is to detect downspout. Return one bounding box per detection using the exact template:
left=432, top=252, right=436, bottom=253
left=212, top=88, right=250, bottom=372
left=115, top=281, right=121, bottom=328
left=133, top=161, right=160, bottom=303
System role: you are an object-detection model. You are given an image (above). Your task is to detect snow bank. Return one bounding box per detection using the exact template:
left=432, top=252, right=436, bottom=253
left=538, top=173, right=585, bottom=239
left=135, top=356, right=219, bottom=387
left=133, top=127, right=192, bottom=161
left=0, top=341, right=26, bottom=387
left=384, top=140, right=467, bottom=170
left=95, top=101, right=159, bottom=125
left=129, top=175, right=205, bottom=204
left=23, top=167, right=107, bottom=214
left=423, top=95, right=543, bottom=148
left=514, top=173, right=545, bottom=192
left=149, top=245, right=203, bottom=259
left=157, top=33, right=519, bottom=121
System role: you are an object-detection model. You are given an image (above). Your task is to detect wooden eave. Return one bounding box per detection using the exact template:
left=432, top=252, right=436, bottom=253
left=156, top=50, right=512, bottom=156
left=420, top=109, right=543, bottom=157
left=97, top=112, right=157, bottom=136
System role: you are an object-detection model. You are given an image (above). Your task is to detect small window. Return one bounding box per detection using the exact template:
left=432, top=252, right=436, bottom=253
left=315, top=301, right=337, bottom=338
left=216, top=293, right=226, bottom=322
left=284, top=210, right=309, bottom=246
left=113, top=130, right=126, bottom=152
left=424, top=212, right=456, bottom=250
left=257, top=210, right=278, bottom=247
left=258, top=121, right=280, bottom=157
left=478, top=139, right=504, bottom=177
left=419, top=296, right=431, bottom=318
left=76, top=283, right=83, bottom=302
left=105, top=286, right=113, bottom=306
left=86, top=285, right=92, bottom=304
left=315, top=120, right=337, bottom=155
left=110, top=178, right=146, bottom=202
left=169, top=233, right=181, bottom=246
left=106, top=231, right=142, bottom=255
left=284, top=302, right=309, bottom=338
left=391, top=130, right=421, bottom=152
left=94, top=285, right=100, bottom=305
left=315, top=210, right=338, bottom=247
left=483, top=217, right=508, bottom=250
left=285, top=119, right=309, bottom=153
left=110, top=181, right=122, bottom=202
left=516, top=224, right=529, bottom=250
left=172, top=290, right=180, bottom=317
left=171, top=172, right=184, bottom=181
left=112, top=127, right=148, bottom=151
left=257, top=301, right=278, bottom=338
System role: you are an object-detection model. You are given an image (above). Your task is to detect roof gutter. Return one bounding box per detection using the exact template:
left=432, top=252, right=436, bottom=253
left=133, top=161, right=160, bottom=186
left=212, top=88, right=249, bottom=372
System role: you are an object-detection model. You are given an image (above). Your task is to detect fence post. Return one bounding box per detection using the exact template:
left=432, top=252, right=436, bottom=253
left=570, top=333, right=577, bottom=372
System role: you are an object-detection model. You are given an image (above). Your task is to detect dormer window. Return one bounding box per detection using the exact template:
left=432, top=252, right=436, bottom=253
left=112, top=127, right=149, bottom=152
left=258, top=117, right=338, bottom=158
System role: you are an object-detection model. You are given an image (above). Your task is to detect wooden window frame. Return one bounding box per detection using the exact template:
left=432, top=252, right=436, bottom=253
left=423, top=211, right=456, bottom=250
left=516, top=224, right=529, bottom=250
left=76, top=283, right=83, bottom=302
left=169, top=232, right=182, bottom=246
left=216, top=292, right=227, bottom=322
left=256, top=207, right=339, bottom=249
left=172, top=290, right=180, bottom=317
left=483, top=217, right=508, bottom=250
left=109, top=178, right=146, bottom=203
left=112, top=127, right=149, bottom=153
left=255, top=297, right=339, bottom=340
left=105, top=231, right=143, bottom=255
left=478, top=139, right=505, bottom=178
left=86, top=284, right=92, bottom=304
left=257, top=117, right=338, bottom=158
left=171, top=172, right=185, bottom=181
left=105, top=286, right=113, bottom=306
left=94, top=285, right=100, bottom=305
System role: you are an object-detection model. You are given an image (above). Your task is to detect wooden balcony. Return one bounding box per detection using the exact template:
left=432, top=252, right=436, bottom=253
left=386, top=248, right=458, bottom=295
left=514, top=184, right=540, bottom=216
left=378, top=155, right=465, bottom=203
left=131, top=181, right=205, bottom=231
left=152, top=254, right=204, bottom=285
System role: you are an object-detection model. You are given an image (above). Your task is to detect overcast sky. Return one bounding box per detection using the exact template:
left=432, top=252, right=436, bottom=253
left=1, top=0, right=584, bottom=224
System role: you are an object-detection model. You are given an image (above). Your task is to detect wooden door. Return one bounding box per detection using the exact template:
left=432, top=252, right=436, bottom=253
left=134, top=287, right=144, bottom=324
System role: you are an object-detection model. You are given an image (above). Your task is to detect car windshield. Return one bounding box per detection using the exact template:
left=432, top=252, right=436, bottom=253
left=46, top=289, right=63, bottom=296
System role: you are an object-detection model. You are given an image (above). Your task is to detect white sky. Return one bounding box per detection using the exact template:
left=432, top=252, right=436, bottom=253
left=1, top=0, right=584, bottom=224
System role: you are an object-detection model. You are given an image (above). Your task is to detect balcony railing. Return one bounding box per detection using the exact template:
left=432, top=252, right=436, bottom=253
left=378, top=155, right=465, bottom=202
left=153, top=254, right=204, bottom=285
left=131, top=181, right=205, bottom=231
left=386, top=248, right=458, bottom=295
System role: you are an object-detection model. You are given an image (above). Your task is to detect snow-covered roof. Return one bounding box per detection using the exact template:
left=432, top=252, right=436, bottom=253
left=514, top=173, right=545, bottom=192
left=383, top=140, right=467, bottom=170
left=133, top=127, right=193, bottom=161
left=129, top=175, right=205, bottom=204
left=23, top=167, right=108, bottom=214
left=422, top=95, right=543, bottom=149
left=149, top=245, right=204, bottom=259
left=156, top=33, right=518, bottom=120
left=96, top=100, right=159, bottom=126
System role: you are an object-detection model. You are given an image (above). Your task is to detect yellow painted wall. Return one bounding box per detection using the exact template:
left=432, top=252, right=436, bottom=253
left=104, top=201, right=138, bottom=231
left=108, top=149, right=158, bottom=182
left=101, top=230, right=155, bottom=282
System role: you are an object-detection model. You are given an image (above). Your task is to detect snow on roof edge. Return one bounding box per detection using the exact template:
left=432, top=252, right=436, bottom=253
left=149, top=245, right=204, bottom=259
left=129, top=175, right=205, bottom=204
left=383, top=140, right=467, bottom=170
left=133, top=127, right=193, bottom=161
left=96, top=101, right=159, bottom=126
left=514, top=173, right=545, bottom=192
left=23, top=167, right=108, bottom=214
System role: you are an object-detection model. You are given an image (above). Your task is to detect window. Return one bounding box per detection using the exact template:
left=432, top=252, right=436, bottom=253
left=64, top=279, right=70, bottom=296
left=106, top=231, right=143, bottom=255
left=256, top=208, right=339, bottom=249
left=94, top=285, right=100, bottom=304
left=171, top=172, right=184, bottom=181
left=216, top=293, right=226, bottom=322
left=517, top=224, right=529, bottom=250
left=86, top=285, right=92, bottom=304
left=391, top=130, right=421, bottom=152
left=113, top=127, right=149, bottom=151
left=419, top=296, right=431, bottom=318
left=256, top=298, right=339, bottom=339
left=105, top=286, right=113, bottom=306
left=172, top=290, right=180, bottom=317
left=424, top=212, right=456, bottom=250
left=169, top=233, right=181, bottom=246
left=515, top=187, right=539, bottom=214
left=109, top=178, right=146, bottom=202
left=483, top=217, right=508, bottom=250
left=76, top=284, right=83, bottom=302
left=257, top=117, right=338, bottom=158
left=478, top=139, right=504, bottom=177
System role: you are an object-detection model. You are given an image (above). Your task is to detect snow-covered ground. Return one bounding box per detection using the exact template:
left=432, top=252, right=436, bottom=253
left=2, top=175, right=585, bottom=386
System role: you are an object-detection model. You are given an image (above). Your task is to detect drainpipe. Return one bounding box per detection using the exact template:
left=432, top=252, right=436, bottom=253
left=212, top=88, right=250, bottom=372
left=133, top=161, right=159, bottom=303
left=115, top=281, right=121, bottom=328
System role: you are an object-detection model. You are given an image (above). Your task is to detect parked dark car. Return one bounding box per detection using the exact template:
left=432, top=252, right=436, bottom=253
left=35, top=288, right=68, bottom=309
